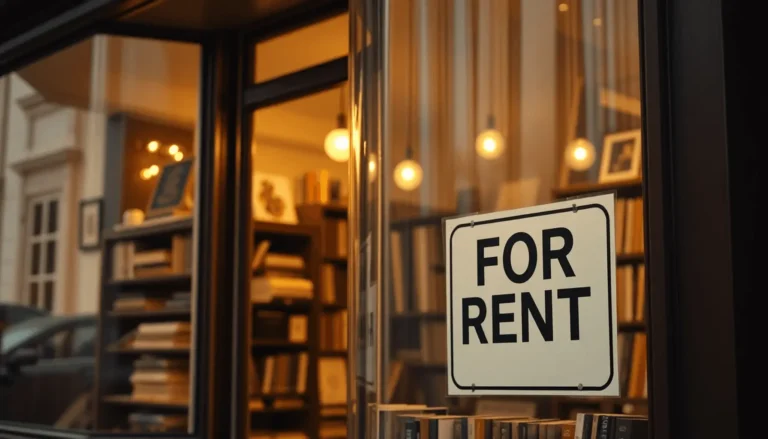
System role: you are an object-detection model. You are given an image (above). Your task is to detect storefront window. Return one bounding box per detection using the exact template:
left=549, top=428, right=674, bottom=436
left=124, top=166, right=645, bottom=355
left=248, top=78, right=350, bottom=438
left=351, top=0, right=646, bottom=436
left=0, top=36, right=200, bottom=433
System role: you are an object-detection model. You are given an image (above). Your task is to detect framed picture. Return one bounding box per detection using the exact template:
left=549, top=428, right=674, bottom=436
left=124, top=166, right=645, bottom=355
left=252, top=172, right=298, bottom=224
left=599, top=129, right=642, bottom=183
left=79, top=198, right=103, bottom=251
left=146, top=159, right=195, bottom=219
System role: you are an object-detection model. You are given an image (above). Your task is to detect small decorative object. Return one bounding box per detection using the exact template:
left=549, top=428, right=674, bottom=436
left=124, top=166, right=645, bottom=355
left=252, top=172, right=298, bottom=224
left=79, top=198, right=103, bottom=251
left=122, top=208, right=145, bottom=226
left=599, top=129, right=642, bottom=183
left=146, top=158, right=195, bottom=219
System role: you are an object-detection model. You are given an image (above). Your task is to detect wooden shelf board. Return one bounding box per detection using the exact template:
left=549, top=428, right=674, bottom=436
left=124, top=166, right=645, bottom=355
left=555, top=396, right=648, bottom=405
left=252, top=393, right=306, bottom=399
left=322, top=303, right=347, bottom=311
left=108, top=309, right=190, bottom=319
left=107, top=346, right=190, bottom=355
left=618, top=321, right=646, bottom=332
left=102, top=395, right=189, bottom=409
left=617, top=253, right=644, bottom=264
left=253, top=299, right=312, bottom=312
left=391, top=312, right=445, bottom=320
left=251, top=340, right=308, bottom=350
left=104, top=216, right=193, bottom=242
left=107, top=274, right=191, bottom=289
left=324, top=256, right=348, bottom=265
left=320, top=350, right=348, bottom=357
left=552, top=179, right=642, bottom=199
left=254, top=221, right=317, bottom=238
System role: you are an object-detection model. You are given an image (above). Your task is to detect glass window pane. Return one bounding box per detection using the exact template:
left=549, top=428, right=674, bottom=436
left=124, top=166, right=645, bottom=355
left=254, top=13, right=349, bottom=82
left=350, top=0, right=648, bottom=432
left=29, top=283, right=38, bottom=307
left=32, top=203, right=42, bottom=236
left=45, top=240, right=56, bottom=274
left=0, top=35, right=200, bottom=433
left=43, top=281, right=54, bottom=312
left=30, top=243, right=40, bottom=275
left=47, top=200, right=58, bottom=233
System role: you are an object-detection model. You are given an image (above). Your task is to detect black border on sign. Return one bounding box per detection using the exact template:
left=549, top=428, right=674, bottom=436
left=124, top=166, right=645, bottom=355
left=448, top=203, right=615, bottom=391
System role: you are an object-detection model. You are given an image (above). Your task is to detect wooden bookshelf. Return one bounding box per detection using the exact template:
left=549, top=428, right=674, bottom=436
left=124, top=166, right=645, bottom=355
left=95, top=216, right=195, bottom=431
left=551, top=179, right=642, bottom=199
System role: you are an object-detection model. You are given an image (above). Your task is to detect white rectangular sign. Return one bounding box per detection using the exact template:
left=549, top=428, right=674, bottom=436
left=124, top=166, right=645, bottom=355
left=445, top=193, right=619, bottom=396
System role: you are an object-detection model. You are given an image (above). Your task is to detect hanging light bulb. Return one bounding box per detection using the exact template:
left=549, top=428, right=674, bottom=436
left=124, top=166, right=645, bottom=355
left=564, top=137, right=596, bottom=171
left=324, top=86, right=350, bottom=162
left=475, top=116, right=505, bottom=159
left=146, top=140, right=159, bottom=153
left=393, top=147, right=423, bottom=191
left=324, top=114, right=350, bottom=162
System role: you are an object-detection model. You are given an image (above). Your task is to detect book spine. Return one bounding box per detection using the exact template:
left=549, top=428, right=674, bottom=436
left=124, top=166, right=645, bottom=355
left=405, top=419, right=416, bottom=439
left=597, top=416, right=615, bottom=439
left=613, top=419, right=631, bottom=439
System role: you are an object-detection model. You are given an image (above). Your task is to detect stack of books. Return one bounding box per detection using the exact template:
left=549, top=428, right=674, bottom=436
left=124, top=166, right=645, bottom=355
left=251, top=241, right=313, bottom=303
left=165, top=292, right=192, bottom=311
left=131, top=321, right=191, bottom=350
left=128, top=412, right=187, bottom=432
left=113, top=293, right=166, bottom=311
left=129, top=355, right=190, bottom=404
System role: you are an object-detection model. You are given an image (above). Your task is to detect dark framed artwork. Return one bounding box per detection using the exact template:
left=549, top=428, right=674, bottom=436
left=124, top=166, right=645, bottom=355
left=79, top=197, right=103, bottom=251
left=146, top=158, right=195, bottom=219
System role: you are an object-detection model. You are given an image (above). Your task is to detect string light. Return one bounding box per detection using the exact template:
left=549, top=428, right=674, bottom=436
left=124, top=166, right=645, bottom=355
left=147, top=140, right=159, bottom=153
left=168, top=144, right=180, bottom=155
left=149, top=165, right=159, bottom=176
left=174, top=152, right=184, bottom=162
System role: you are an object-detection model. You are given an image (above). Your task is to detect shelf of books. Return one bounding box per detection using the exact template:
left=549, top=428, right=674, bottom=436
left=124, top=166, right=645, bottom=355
left=250, top=214, right=348, bottom=439
left=95, top=215, right=195, bottom=433
left=371, top=404, right=648, bottom=439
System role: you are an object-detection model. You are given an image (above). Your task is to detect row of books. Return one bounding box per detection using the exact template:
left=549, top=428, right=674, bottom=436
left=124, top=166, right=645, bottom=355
left=319, top=310, right=347, bottom=351
left=374, top=404, right=648, bottom=439
left=129, top=355, right=190, bottom=404
left=113, top=291, right=191, bottom=312
left=618, top=333, right=648, bottom=398
left=253, top=310, right=308, bottom=344
left=298, top=170, right=343, bottom=205
left=616, top=265, right=645, bottom=323
left=112, top=235, right=193, bottom=280
left=615, top=197, right=644, bottom=255
left=390, top=225, right=446, bottom=314
left=323, top=218, right=348, bottom=259
left=320, top=263, right=347, bottom=305
left=250, top=353, right=309, bottom=396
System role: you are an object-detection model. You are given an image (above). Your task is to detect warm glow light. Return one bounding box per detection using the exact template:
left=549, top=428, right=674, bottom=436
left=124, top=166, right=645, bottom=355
left=558, top=3, right=569, bottom=12
left=174, top=152, right=184, bottom=162
left=147, top=140, right=159, bottom=153
left=564, top=138, right=596, bottom=171
left=324, top=128, right=350, bottom=162
left=593, top=17, right=602, bottom=27
left=140, top=168, right=153, bottom=180
left=393, top=159, right=423, bottom=191
left=149, top=164, right=160, bottom=176
left=168, top=144, right=180, bottom=155
left=475, top=128, right=505, bottom=159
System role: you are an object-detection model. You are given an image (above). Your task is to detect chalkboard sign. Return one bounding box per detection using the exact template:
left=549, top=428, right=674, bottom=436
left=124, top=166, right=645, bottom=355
left=146, top=159, right=194, bottom=219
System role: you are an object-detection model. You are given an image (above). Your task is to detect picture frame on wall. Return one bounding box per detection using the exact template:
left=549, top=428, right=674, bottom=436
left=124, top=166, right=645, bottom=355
left=79, top=197, right=103, bottom=251
left=599, top=129, right=643, bottom=183
left=252, top=171, right=298, bottom=224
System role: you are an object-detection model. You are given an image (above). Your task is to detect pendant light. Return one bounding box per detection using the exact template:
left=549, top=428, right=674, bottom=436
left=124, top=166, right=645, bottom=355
left=393, top=3, right=423, bottom=191
left=324, top=84, right=350, bottom=162
left=475, top=7, right=505, bottom=160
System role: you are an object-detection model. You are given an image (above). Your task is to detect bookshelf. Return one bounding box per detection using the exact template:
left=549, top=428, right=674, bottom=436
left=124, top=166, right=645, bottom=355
left=295, top=204, right=349, bottom=439
left=549, top=179, right=648, bottom=417
left=249, top=214, right=348, bottom=439
left=95, top=215, right=195, bottom=433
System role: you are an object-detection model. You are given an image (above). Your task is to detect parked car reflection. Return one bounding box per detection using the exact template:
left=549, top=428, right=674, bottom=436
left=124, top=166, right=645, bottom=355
left=0, top=314, right=97, bottom=429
